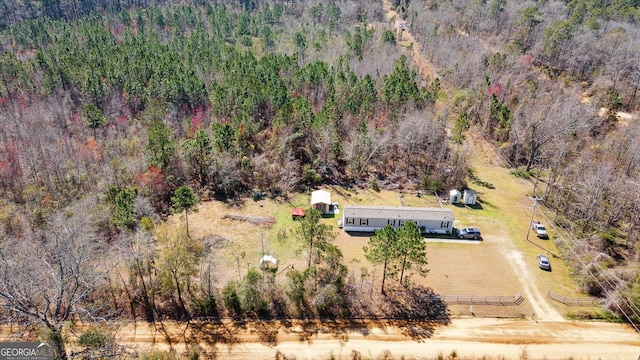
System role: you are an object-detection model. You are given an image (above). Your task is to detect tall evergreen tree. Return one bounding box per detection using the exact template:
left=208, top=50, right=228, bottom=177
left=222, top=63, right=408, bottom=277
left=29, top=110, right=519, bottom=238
left=171, top=186, right=198, bottom=238
left=147, top=120, right=175, bottom=171
left=397, top=221, right=429, bottom=286
left=112, top=187, right=138, bottom=230
left=294, top=208, right=334, bottom=268
left=182, top=129, right=213, bottom=188
left=363, top=225, right=398, bottom=294
left=83, top=103, right=107, bottom=138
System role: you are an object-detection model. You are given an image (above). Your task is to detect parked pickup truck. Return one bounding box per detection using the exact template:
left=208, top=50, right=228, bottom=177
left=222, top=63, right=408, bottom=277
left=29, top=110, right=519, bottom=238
left=531, top=221, right=548, bottom=238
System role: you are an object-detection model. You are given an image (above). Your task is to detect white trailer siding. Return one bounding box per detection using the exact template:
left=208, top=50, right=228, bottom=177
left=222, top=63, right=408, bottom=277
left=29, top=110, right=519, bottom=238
left=342, top=206, right=454, bottom=234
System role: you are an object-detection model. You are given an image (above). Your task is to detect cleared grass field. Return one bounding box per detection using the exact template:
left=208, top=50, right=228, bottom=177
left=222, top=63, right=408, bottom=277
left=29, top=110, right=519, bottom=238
left=161, top=137, right=590, bottom=319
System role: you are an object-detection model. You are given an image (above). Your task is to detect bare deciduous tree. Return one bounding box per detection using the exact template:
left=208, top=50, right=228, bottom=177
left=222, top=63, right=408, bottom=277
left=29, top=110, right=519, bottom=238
left=314, top=125, right=339, bottom=177
left=280, top=150, right=301, bottom=200
left=156, top=227, right=203, bottom=320
left=513, top=88, right=596, bottom=171
left=396, top=111, right=434, bottom=177
left=209, top=154, right=242, bottom=198
left=0, top=199, right=108, bottom=360
left=574, top=158, right=614, bottom=232
left=343, top=124, right=390, bottom=182
left=610, top=126, right=640, bottom=178
left=125, top=225, right=160, bottom=322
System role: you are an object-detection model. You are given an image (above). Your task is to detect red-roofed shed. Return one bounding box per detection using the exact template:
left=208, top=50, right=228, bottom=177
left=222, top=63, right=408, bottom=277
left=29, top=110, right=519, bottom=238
left=291, top=208, right=305, bottom=220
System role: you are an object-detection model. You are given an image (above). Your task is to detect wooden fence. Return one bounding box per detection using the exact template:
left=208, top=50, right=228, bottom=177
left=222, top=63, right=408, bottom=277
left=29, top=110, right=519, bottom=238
left=547, top=290, right=598, bottom=306
left=436, top=293, right=525, bottom=306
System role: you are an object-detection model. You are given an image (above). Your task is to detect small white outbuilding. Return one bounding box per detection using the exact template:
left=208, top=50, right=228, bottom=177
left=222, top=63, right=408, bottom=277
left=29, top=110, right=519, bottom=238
left=259, top=255, right=278, bottom=270
left=449, top=189, right=462, bottom=204
left=463, top=189, right=477, bottom=205
left=311, top=190, right=332, bottom=214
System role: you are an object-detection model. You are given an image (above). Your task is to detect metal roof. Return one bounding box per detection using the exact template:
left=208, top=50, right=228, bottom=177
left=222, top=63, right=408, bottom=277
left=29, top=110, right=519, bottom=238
left=343, top=206, right=454, bottom=220
left=311, top=190, right=331, bottom=205
left=291, top=208, right=305, bottom=216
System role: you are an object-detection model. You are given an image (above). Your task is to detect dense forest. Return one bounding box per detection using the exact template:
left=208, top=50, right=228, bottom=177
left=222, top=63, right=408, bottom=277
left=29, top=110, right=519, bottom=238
left=1, top=0, right=640, bottom=357
left=0, top=1, right=450, bottom=357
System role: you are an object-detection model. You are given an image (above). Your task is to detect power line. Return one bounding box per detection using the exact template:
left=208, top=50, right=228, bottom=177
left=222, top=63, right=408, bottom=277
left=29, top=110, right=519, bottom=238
left=468, top=126, right=640, bottom=330
left=416, top=24, right=640, bottom=326
left=526, top=196, right=543, bottom=243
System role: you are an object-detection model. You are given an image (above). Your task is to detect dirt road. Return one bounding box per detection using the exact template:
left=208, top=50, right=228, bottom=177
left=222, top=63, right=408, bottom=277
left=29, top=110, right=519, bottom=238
left=380, top=0, right=439, bottom=82
left=113, top=319, right=640, bottom=359
left=505, top=248, right=564, bottom=321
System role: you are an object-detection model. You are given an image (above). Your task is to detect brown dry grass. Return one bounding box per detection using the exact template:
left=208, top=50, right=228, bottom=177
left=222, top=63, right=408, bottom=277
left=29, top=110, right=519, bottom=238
left=158, top=195, right=308, bottom=285
left=163, top=177, right=562, bottom=319
left=158, top=117, right=583, bottom=321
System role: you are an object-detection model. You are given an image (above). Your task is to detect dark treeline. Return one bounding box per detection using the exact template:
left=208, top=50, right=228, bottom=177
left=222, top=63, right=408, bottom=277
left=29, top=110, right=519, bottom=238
left=0, top=1, right=451, bottom=215
left=0, top=0, right=286, bottom=30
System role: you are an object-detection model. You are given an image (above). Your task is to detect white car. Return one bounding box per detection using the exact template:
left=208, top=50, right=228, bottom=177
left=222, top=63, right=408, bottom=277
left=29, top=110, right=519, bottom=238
left=537, top=254, right=551, bottom=271
left=531, top=221, right=548, bottom=238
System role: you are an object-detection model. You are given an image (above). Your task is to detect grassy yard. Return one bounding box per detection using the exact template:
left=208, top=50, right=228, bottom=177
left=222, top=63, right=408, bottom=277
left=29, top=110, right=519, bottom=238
left=160, top=144, right=591, bottom=318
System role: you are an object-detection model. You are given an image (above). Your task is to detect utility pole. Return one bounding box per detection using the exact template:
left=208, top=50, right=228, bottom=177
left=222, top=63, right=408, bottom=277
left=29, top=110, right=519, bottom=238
left=526, top=197, right=543, bottom=242
left=260, top=232, right=265, bottom=271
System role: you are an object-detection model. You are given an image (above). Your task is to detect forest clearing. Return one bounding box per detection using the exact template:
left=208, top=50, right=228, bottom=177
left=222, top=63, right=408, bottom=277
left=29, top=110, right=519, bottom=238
left=119, top=128, right=640, bottom=359
left=2, top=0, right=640, bottom=358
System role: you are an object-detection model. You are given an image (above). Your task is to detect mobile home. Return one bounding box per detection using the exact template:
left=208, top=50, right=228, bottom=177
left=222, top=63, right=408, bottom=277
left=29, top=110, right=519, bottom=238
left=341, top=206, right=454, bottom=234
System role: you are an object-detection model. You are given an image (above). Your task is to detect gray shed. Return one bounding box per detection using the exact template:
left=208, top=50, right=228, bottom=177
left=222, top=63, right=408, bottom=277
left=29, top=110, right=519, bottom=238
left=463, top=189, right=477, bottom=205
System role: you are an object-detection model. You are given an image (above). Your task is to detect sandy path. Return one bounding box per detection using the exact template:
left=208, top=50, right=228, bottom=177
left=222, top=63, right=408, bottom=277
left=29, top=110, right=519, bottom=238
left=380, top=0, right=439, bottom=81
left=504, top=248, right=564, bottom=321
left=112, top=319, right=640, bottom=359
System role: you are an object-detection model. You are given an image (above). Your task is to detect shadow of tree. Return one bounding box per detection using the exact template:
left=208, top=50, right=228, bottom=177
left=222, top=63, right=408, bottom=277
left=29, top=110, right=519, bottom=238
left=337, top=284, right=451, bottom=341
left=395, top=320, right=442, bottom=341
left=183, top=319, right=241, bottom=348
left=152, top=321, right=176, bottom=350
left=294, top=320, right=321, bottom=343
left=468, top=168, right=495, bottom=189
left=380, top=286, right=450, bottom=341
left=160, top=285, right=450, bottom=354
left=255, top=319, right=280, bottom=346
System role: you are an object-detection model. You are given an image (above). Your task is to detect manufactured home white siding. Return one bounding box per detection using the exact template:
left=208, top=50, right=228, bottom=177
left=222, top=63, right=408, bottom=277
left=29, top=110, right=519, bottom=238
left=342, top=206, right=454, bottom=234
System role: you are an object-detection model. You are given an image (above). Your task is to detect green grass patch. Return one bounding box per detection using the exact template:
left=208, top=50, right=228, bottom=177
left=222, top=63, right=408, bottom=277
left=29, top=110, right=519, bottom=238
left=265, top=193, right=308, bottom=260
left=567, top=309, right=625, bottom=322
